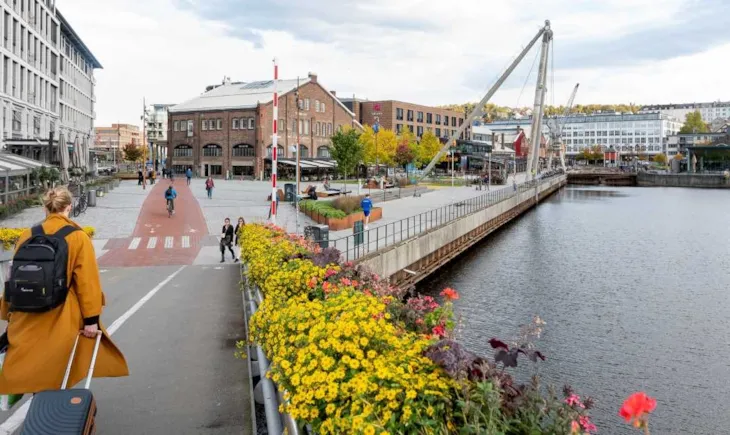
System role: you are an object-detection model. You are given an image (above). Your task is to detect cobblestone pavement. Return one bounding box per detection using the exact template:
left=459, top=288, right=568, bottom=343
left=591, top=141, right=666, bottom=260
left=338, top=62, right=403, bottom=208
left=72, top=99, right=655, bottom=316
left=0, top=181, right=153, bottom=239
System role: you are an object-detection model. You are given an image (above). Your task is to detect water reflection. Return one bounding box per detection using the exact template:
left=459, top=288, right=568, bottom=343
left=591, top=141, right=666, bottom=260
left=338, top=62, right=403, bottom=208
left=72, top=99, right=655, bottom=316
left=419, top=186, right=730, bottom=434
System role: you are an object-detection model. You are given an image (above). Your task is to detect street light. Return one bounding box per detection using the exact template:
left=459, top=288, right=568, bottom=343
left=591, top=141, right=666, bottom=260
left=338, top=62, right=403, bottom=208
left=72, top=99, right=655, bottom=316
left=290, top=144, right=301, bottom=235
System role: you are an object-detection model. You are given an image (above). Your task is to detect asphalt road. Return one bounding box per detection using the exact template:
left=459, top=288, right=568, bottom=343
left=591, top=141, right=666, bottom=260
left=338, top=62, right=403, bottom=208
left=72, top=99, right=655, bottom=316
left=0, top=264, right=252, bottom=435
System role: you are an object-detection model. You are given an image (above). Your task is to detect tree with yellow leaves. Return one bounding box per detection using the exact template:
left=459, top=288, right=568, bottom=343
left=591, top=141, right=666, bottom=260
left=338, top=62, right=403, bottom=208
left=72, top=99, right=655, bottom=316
left=361, top=125, right=397, bottom=168
left=416, top=131, right=445, bottom=167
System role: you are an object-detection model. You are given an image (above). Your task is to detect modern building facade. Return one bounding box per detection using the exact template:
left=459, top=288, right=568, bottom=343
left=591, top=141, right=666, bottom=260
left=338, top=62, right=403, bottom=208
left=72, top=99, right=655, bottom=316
left=146, top=103, right=172, bottom=161
left=168, top=73, right=361, bottom=178
left=0, top=1, right=99, bottom=170
left=640, top=101, right=730, bottom=124
left=0, top=0, right=61, bottom=162
left=485, top=112, right=682, bottom=158
left=340, top=98, right=468, bottom=140
left=57, top=10, right=98, bottom=163
left=666, top=132, right=726, bottom=158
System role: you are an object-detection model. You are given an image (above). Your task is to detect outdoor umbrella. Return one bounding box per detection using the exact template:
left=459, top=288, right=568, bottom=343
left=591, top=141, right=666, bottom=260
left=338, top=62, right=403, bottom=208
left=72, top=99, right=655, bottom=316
left=58, top=132, right=70, bottom=183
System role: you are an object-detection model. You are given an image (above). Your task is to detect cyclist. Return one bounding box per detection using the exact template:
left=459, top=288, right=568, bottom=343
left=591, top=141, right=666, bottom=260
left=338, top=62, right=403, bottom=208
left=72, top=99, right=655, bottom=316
left=164, top=182, right=177, bottom=215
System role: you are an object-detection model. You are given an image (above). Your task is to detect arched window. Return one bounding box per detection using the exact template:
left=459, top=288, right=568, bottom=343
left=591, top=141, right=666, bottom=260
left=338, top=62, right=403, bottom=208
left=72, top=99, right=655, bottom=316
left=298, top=144, right=309, bottom=158
left=173, top=144, right=192, bottom=157
left=202, top=144, right=222, bottom=157
left=267, top=144, right=285, bottom=158
left=232, top=144, right=255, bottom=157
left=317, top=146, right=331, bottom=158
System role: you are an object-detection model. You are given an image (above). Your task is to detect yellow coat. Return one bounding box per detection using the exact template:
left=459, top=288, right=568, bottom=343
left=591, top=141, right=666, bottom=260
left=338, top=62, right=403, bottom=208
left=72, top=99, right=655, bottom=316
left=0, top=214, right=129, bottom=394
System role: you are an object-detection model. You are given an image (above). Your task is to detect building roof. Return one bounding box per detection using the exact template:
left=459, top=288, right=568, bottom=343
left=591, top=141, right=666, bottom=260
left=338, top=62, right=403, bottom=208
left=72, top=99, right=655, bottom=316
left=170, top=78, right=311, bottom=113
left=641, top=101, right=730, bottom=110
left=0, top=152, right=48, bottom=175
left=56, top=10, right=102, bottom=69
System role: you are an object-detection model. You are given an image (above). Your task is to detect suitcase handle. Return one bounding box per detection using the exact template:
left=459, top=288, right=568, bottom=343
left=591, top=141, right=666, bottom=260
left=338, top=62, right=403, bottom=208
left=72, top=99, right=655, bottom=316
left=61, top=331, right=102, bottom=390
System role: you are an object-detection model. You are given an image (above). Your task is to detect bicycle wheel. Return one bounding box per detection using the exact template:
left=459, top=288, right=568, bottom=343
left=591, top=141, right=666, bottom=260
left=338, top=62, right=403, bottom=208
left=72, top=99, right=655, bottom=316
left=72, top=202, right=80, bottom=218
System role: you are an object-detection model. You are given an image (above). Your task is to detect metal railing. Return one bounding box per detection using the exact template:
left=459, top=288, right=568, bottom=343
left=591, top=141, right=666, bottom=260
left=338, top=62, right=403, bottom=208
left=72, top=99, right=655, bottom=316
left=320, top=174, right=565, bottom=263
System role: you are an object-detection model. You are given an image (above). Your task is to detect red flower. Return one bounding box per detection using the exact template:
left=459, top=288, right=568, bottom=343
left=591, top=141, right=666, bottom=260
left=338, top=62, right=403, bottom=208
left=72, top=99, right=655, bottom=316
left=363, top=289, right=372, bottom=297
left=565, top=394, right=585, bottom=409
left=415, top=318, right=424, bottom=325
left=440, top=288, right=460, bottom=301
left=579, top=415, right=596, bottom=433
left=570, top=421, right=581, bottom=434
left=325, top=268, right=338, bottom=278
left=432, top=324, right=446, bottom=338
left=340, top=277, right=352, bottom=286
left=307, top=277, right=317, bottom=289
left=619, top=392, right=656, bottom=428
left=351, top=280, right=359, bottom=287
left=322, top=281, right=332, bottom=294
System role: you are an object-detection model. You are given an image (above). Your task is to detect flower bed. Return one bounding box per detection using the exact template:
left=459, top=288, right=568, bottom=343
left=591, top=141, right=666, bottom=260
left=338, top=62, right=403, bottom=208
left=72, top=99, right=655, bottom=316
left=299, top=199, right=382, bottom=231
left=0, top=226, right=96, bottom=249
left=242, top=224, right=597, bottom=434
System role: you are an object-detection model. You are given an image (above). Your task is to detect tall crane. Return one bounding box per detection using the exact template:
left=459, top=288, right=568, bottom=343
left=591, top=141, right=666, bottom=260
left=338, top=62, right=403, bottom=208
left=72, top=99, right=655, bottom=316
left=420, top=20, right=553, bottom=181
left=546, top=83, right=579, bottom=171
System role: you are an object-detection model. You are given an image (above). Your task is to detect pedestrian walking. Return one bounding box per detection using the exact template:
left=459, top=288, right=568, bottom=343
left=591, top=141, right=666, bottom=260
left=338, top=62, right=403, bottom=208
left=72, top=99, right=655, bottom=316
left=161, top=168, right=166, bottom=179
left=0, top=186, right=129, bottom=396
left=205, top=176, right=214, bottom=199
left=137, top=169, right=143, bottom=185
left=361, top=193, right=373, bottom=230
left=234, top=217, right=245, bottom=261
left=186, top=167, right=193, bottom=186
left=220, top=218, right=237, bottom=263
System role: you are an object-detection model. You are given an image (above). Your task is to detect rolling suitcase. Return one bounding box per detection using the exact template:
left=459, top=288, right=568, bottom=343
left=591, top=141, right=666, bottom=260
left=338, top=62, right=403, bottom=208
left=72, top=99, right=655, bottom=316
left=21, top=331, right=102, bottom=435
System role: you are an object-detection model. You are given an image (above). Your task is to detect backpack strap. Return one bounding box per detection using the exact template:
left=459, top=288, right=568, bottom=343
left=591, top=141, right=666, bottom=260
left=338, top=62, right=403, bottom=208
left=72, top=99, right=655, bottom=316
left=52, top=225, right=80, bottom=240
left=31, top=225, right=45, bottom=237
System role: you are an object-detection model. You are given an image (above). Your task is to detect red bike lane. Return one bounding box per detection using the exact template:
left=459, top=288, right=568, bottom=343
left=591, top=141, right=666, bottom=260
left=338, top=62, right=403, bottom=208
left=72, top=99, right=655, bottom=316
left=98, top=179, right=210, bottom=267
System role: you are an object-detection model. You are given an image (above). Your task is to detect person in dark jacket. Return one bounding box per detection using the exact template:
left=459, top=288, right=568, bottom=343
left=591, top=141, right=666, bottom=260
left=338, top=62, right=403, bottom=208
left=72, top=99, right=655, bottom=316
left=220, top=218, right=237, bottom=263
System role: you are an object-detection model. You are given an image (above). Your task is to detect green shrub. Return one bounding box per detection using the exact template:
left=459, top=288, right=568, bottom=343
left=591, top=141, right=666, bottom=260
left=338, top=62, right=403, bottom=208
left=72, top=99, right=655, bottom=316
left=299, top=200, right=347, bottom=219
left=0, top=195, right=42, bottom=220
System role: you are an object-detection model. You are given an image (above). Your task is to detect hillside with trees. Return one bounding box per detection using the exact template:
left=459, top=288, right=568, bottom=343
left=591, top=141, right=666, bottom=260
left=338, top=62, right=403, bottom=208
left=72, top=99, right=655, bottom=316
left=439, top=103, right=641, bottom=122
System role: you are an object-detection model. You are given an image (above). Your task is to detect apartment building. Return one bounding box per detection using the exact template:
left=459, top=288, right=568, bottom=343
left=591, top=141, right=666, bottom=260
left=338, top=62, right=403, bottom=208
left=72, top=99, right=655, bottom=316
left=640, top=101, right=730, bottom=124
left=57, top=10, right=99, bottom=158
left=94, top=123, right=140, bottom=152
left=168, top=73, right=360, bottom=178
left=0, top=1, right=99, bottom=166
left=341, top=98, right=467, bottom=140
left=486, top=112, right=682, bottom=158
left=0, top=0, right=60, bottom=162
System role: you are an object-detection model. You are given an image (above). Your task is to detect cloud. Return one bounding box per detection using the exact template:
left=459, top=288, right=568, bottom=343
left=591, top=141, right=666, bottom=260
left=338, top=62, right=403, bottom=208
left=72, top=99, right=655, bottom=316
left=55, top=0, right=730, bottom=129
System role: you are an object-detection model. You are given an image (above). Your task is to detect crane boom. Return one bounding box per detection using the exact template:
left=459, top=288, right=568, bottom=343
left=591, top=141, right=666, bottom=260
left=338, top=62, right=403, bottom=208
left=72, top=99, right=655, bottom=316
left=419, top=20, right=553, bottom=180
left=557, top=83, right=580, bottom=132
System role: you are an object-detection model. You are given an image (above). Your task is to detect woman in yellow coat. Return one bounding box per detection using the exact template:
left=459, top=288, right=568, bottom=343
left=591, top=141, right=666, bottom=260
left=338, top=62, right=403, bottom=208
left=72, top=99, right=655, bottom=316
left=0, top=187, right=129, bottom=394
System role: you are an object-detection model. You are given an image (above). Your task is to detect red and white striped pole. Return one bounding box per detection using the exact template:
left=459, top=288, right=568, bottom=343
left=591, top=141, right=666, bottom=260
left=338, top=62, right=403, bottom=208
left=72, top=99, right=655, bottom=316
left=270, top=58, right=279, bottom=225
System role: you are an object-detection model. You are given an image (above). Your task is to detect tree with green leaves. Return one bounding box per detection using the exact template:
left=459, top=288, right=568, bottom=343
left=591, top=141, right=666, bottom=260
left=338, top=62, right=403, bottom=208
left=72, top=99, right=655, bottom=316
left=330, top=127, right=364, bottom=189
left=680, top=110, right=709, bottom=134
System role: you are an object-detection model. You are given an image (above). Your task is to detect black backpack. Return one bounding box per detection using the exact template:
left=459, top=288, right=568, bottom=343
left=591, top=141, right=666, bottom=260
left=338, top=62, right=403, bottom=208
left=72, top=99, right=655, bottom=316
left=4, top=225, right=79, bottom=313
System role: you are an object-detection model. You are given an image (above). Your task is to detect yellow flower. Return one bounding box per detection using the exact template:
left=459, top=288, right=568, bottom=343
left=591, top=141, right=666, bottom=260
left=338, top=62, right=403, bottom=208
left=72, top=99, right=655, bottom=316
left=406, top=390, right=417, bottom=400
left=326, top=404, right=336, bottom=415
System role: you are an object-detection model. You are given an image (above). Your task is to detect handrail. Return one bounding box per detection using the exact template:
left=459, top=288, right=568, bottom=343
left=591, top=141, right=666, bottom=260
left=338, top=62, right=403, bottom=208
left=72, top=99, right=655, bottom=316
left=315, top=173, right=566, bottom=262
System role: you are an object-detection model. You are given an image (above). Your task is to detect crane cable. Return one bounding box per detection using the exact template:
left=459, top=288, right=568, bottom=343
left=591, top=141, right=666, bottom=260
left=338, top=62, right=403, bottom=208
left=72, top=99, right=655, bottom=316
left=515, top=45, right=541, bottom=110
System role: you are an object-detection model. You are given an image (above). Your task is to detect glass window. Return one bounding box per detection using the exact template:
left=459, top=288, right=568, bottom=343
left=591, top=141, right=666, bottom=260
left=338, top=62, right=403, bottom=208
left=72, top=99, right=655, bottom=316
left=299, top=144, right=309, bottom=158
left=436, top=114, right=441, bottom=125
left=396, top=108, right=404, bottom=120
left=426, top=113, right=432, bottom=124
left=217, top=119, right=222, bottom=130
left=315, top=100, right=320, bottom=112
left=173, top=145, right=193, bottom=157
left=304, top=120, right=310, bottom=135
left=417, top=111, right=423, bottom=122
left=396, top=124, right=402, bottom=133
left=232, top=144, right=255, bottom=157
left=202, top=145, right=222, bottom=157
left=304, top=99, right=310, bottom=111
left=202, top=120, right=208, bottom=131
left=232, top=119, right=239, bottom=130
left=248, top=118, right=255, bottom=129
left=407, top=110, right=413, bottom=121
left=317, top=146, right=331, bottom=158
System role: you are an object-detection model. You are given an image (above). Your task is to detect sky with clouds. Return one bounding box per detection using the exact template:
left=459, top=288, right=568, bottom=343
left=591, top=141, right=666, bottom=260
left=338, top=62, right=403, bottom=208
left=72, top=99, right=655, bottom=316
left=60, top=0, right=730, bottom=127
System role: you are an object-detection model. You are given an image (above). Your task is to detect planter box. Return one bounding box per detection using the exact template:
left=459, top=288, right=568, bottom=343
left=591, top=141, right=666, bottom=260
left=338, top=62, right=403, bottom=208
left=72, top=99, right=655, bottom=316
left=302, top=207, right=382, bottom=231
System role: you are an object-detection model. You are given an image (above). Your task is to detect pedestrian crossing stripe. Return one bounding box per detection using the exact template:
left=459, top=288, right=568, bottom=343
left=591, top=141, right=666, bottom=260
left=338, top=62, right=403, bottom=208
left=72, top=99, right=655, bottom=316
left=128, top=237, right=141, bottom=250
left=147, top=237, right=157, bottom=249
left=164, top=237, right=174, bottom=248
left=182, top=236, right=190, bottom=248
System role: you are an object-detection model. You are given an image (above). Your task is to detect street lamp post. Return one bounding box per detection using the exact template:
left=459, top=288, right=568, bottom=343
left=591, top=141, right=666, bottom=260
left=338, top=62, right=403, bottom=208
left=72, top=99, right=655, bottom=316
left=487, top=152, right=491, bottom=191
left=291, top=145, right=300, bottom=235
left=373, top=120, right=380, bottom=178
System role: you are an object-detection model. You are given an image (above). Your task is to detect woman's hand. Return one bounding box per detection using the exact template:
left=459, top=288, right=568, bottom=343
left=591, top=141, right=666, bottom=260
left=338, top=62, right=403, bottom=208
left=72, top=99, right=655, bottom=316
left=82, top=324, right=99, bottom=338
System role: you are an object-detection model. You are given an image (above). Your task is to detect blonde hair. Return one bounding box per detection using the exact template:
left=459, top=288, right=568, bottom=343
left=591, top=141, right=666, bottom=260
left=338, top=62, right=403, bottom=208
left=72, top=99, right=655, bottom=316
left=42, top=186, right=73, bottom=214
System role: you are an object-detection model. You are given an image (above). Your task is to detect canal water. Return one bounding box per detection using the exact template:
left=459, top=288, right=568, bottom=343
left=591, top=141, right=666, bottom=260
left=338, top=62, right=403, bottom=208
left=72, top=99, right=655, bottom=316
left=421, top=186, right=730, bottom=434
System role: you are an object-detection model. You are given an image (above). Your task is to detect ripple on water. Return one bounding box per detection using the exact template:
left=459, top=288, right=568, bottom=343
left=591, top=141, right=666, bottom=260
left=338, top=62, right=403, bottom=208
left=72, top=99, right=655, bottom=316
left=420, top=186, right=730, bottom=434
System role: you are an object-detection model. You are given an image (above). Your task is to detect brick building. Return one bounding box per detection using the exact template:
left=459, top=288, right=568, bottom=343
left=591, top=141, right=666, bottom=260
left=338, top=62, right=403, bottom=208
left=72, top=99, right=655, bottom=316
left=167, top=73, right=361, bottom=178
left=341, top=98, right=468, bottom=140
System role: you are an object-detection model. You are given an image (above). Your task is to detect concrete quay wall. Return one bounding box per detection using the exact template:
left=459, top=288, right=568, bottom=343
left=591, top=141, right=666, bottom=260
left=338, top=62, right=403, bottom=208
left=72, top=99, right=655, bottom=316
left=359, top=175, right=567, bottom=287
left=637, top=173, right=730, bottom=188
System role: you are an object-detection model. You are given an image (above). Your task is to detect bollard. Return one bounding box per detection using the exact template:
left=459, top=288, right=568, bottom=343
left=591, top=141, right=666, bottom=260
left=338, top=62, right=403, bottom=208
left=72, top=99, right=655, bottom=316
left=87, top=190, right=97, bottom=207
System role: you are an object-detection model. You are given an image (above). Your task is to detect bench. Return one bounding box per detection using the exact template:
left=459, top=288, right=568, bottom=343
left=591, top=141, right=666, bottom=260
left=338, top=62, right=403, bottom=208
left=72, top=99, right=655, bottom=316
left=317, top=190, right=352, bottom=197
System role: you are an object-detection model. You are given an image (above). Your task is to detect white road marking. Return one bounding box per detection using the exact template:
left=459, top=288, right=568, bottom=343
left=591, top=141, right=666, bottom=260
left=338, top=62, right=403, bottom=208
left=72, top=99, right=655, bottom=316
left=182, top=236, right=190, bottom=248
left=128, top=237, right=141, bottom=250
left=165, top=237, right=173, bottom=248
left=99, top=269, right=108, bottom=273
left=0, top=266, right=187, bottom=434
left=188, top=228, right=198, bottom=233
left=147, top=237, right=157, bottom=249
